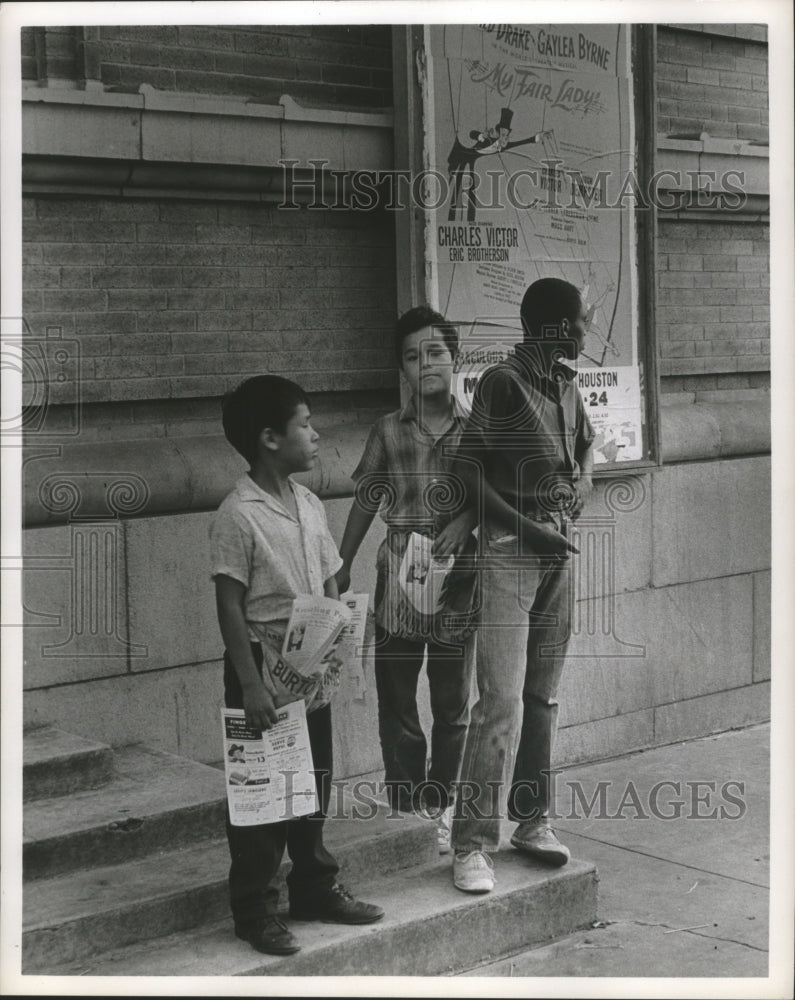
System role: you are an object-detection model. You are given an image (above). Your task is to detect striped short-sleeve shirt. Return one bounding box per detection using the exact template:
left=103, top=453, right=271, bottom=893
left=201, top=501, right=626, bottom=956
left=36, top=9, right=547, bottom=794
left=352, top=395, right=470, bottom=532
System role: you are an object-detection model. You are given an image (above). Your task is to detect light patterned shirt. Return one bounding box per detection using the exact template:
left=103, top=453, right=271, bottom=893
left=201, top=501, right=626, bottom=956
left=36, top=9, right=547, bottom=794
left=209, top=474, right=343, bottom=637
left=351, top=395, right=470, bottom=532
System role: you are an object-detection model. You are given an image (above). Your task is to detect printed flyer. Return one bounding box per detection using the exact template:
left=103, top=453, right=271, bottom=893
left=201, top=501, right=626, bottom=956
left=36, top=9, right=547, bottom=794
left=222, top=703, right=317, bottom=827
left=338, top=591, right=369, bottom=699
left=577, top=364, right=643, bottom=463
left=398, top=532, right=455, bottom=616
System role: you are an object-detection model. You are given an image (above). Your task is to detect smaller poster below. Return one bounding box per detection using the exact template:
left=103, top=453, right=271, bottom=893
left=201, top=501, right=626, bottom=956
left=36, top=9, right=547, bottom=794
left=450, top=322, right=519, bottom=413
left=449, top=321, right=643, bottom=465
left=222, top=704, right=318, bottom=827
left=577, top=365, right=643, bottom=463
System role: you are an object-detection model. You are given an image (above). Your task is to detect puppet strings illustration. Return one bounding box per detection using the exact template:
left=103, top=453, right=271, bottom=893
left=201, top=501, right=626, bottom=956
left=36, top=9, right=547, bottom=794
left=446, top=107, right=551, bottom=223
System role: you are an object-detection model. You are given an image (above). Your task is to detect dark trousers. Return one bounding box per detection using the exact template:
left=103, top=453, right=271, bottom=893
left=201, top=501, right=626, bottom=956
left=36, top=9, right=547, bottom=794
left=374, top=627, right=472, bottom=813
left=223, top=645, right=339, bottom=928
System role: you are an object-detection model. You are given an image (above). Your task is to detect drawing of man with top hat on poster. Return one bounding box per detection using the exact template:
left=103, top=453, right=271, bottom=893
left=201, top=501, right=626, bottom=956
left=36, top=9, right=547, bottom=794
left=446, top=107, right=552, bottom=221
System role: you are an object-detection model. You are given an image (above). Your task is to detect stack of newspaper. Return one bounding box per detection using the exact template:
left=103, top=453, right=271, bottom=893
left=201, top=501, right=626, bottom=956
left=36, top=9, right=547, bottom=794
left=222, top=591, right=369, bottom=826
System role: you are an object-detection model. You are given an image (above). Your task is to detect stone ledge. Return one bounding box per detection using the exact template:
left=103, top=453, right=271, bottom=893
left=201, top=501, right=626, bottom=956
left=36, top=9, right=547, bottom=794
left=22, top=84, right=393, bottom=128
left=660, top=396, right=770, bottom=462
left=22, top=424, right=367, bottom=526
left=22, top=85, right=393, bottom=179
left=22, top=396, right=770, bottom=525
left=655, top=133, right=769, bottom=212
left=658, top=134, right=769, bottom=160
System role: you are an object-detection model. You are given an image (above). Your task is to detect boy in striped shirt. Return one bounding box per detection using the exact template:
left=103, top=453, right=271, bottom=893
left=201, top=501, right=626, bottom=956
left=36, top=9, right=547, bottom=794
left=336, top=307, right=477, bottom=852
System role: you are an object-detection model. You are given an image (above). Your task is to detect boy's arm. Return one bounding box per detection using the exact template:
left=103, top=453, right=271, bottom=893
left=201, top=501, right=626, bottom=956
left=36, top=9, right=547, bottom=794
left=323, top=574, right=340, bottom=600
left=580, top=442, right=595, bottom=480
left=570, top=391, right=596, bottom=519
left=432, top=506, right=478, bottom=558
left=335, top=502, right=376, bottom=594
left=453, top=376, right=579, bottom=557
left=570, top=442, right=594, bottom=519
left=215, top=574, right=279, bottom=731
left=478, top=471, right=578, bottom=556
left=335, top=422, right=387, bottom=593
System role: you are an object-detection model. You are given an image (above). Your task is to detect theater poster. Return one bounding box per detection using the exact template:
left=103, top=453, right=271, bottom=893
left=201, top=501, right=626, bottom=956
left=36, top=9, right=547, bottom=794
left=424, top=24, right=644, bottom=465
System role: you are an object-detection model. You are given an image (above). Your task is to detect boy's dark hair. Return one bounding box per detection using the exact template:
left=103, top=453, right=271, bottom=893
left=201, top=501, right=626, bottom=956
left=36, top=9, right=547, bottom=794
left=221, top=375, right=310, bottom=464
left=394, top=305, right=458, bottom=363
left=520, top=278, right=583, bottom=340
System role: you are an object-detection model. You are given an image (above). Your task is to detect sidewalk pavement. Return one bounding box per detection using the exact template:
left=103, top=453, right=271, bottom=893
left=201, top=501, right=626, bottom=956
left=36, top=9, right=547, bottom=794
left=465, top=723, right=770, bottom=978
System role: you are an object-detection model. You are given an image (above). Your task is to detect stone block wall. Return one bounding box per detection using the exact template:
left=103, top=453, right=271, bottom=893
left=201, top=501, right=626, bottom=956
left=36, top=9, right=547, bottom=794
left=22, top=458, right=771, bottom=773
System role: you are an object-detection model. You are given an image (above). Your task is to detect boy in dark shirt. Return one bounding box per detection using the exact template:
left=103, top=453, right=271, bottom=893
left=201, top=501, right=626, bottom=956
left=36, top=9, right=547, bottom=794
left=450, top=278, right=594, bottom=893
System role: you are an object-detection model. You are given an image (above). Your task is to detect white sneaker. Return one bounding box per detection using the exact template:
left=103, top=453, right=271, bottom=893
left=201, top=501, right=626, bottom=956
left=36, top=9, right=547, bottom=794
left=436, top=806, right=453, bottom=854
left=453, top=850, right=495, bottom=893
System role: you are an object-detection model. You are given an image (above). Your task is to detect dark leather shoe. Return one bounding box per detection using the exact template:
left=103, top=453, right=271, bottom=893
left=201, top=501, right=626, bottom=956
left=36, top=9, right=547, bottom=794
left=289, top=883, right=384, bottom=925
left=510, top=821, right=571, bottom=867
left=235, top=916, right=300, bottom=955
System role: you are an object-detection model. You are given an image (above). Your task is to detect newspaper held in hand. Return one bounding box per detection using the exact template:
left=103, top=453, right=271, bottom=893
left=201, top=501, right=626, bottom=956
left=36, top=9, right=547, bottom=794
left=282, top=595, right=352, bottom=677
left=339, top=591, right=369, bottom=699
left=398, top=532, right=455, bottom=616
left=222, top=703, right=317, bottom=827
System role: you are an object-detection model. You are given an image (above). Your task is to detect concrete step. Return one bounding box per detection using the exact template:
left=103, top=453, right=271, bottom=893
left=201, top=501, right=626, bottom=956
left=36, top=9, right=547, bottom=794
left=23, top=806, right=438, bottom=972
left=24, top=745, right=226, bottom=881
left=41, top=852, right=598, bottom=977
left=23, top=727, right=114, bottom=802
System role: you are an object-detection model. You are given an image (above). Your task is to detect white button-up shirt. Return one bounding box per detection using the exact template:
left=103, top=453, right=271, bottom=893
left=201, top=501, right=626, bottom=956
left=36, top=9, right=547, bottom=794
left=210, top=474, right=342, bottom=637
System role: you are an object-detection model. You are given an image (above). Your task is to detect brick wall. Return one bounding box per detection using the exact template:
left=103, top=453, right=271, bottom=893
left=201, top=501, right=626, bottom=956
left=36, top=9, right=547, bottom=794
left=657, top=218, right=769, bottom=378
left=657, top=25, right=768, bottom=143
left=21, top=25, right=392, bottom=108
left=20, top=24, right=38, bottom=80
left=22, top=196, right=397, bottom=408
left=21, top=23, right=770, bottom=401
left=21, top=26, right=87, bottom=82
left=656, top=25, right=769, bottom=389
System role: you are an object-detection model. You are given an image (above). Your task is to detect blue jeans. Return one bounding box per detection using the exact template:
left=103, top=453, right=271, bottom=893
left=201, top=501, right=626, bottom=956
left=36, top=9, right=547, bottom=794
left=452, top=525, right=572, bottom=852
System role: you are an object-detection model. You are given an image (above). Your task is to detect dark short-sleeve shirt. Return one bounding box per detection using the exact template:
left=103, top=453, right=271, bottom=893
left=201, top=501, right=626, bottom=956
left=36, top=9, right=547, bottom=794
left=455, top=343, right=595, bottom=517
left=352, top=395, right=469, bottom=532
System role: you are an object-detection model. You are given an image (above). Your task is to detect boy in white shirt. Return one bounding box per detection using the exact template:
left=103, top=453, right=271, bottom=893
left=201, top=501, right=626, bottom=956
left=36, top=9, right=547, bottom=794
left=210, top=375, right=383, bottom=957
